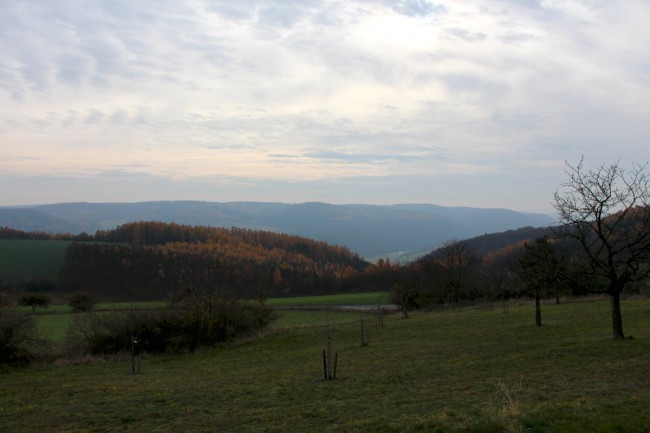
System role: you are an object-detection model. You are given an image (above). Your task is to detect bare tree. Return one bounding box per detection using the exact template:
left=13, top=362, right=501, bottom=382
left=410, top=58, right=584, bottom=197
left=518, top=237, right=564, bottom=326
left=553, top=158, right=650, bottom=339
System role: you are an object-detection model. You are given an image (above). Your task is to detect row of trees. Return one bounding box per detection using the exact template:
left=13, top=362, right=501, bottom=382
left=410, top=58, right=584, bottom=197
left=390, top=159, right=650, bottom=340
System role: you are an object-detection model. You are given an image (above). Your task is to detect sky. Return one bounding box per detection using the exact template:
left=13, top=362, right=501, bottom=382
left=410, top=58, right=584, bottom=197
left=1, top=0, right=649, bottom=213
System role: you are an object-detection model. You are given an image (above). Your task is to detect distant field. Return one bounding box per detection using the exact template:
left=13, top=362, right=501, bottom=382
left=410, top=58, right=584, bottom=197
left=32, top=302, right=171, bottom=345
left=0, top=239, right=71, bottom=280
left=3, top=299, right=649, bottom=432
left=32, top=298, right=381, bottom=345
left=36, top=308, right=375, bottom=345
left=267, top=291, right=390, bottom=306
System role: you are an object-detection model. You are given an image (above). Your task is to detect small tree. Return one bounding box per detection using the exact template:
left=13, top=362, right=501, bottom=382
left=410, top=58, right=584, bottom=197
left=553, top=158, right=650, bottom=339
left=20, top=294, right=51, bottom=313
left=390, top=282, right=419, bottom=318
left=518, top=237, right=564, bottom=326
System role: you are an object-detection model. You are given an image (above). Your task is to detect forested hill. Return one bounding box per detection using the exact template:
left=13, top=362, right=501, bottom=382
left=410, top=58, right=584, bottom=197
left=55, top=222, right=373, bottom=300
left=464, top=226, right=554, bottom=255
left=0, top=201, right=555, bottom=258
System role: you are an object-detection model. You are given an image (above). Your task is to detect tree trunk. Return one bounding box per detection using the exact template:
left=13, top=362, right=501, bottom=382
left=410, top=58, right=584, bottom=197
left=535, top=292, right=542, bottom=327
left=610, top=290, right=625, bottom=340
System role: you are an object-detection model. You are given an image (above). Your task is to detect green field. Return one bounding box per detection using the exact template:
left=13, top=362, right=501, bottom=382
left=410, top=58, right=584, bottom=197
left=31, top=296, right=386, bottom=346
left=3, top=299, right=649, bottom=432
left=267, top=291, right=390, bottom=306
left=0, top=239, right=71, bottom=280
left=34, top=307, right=376, bottom=346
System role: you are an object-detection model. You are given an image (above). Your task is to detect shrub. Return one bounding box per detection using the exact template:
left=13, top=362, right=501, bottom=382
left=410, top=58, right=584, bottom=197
left=0, top=310, right=46, bottom=366
left=66, top=308, right=184, bottom=355
left=66, top=299, right=275, bottom=355
left=68, top=293, right=96, bottom=313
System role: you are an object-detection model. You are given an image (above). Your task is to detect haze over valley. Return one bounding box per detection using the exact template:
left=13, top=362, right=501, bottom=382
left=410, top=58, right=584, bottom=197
left=0, top=201, right=553, bottom=258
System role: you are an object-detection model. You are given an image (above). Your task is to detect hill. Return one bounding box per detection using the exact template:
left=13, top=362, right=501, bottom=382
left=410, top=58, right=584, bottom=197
left=0, top=201, right=554, bottom=258
left=0, top=208, right=83, bottom=234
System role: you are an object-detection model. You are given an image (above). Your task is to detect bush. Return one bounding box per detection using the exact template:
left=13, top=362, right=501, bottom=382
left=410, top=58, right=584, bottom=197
left=68, top=293, right=96, bottom=313
left=66, top=299, right=275, bottom=355
left=66, top=308, right=184, bottom=355
left=0, top=310, right=46, bottom=366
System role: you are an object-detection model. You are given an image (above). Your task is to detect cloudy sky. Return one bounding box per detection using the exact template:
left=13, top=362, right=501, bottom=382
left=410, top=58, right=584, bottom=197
left=1, top=0, right=649, bottom=213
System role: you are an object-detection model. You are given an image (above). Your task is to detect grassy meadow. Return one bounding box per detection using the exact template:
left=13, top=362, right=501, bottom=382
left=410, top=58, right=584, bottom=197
left=266, top=291, right=391, bottom=307
left=2, top=298, right=650, bottom=432
left=25, top=294, right=387, bottom=346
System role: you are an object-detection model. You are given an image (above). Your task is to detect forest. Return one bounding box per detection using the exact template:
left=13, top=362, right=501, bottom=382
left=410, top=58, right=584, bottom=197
left=1, top=222, right=373, bottom=300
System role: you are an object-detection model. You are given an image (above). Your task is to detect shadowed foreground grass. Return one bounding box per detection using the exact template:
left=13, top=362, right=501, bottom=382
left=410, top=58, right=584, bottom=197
left=2, top=299, right=649, bottom=433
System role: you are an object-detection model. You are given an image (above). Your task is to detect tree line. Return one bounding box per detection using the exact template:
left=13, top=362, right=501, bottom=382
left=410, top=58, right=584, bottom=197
left=390, top=159, right=650, bottom=341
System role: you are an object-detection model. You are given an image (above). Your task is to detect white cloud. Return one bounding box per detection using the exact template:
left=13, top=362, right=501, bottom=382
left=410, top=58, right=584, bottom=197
left=0, top=0, right=649, bottom=211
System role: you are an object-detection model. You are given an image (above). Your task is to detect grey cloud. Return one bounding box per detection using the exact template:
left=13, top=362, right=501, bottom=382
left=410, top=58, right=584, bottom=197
left=19, top=60, right=50, bottom=92
left=498, top=0, right=545, bottom=11
left=204, top=2, right=257, bottom=21
left=444, top=28, right=488, bottom=42
left=84, top=109, right=103, bottom=125
left=269, top=153, right=301, bottom=159
left=108, top=109, right=129, bottom=125
left=498, top=32, right=537, bottom=45
left=1, top=0, right=223, bottom=96
left=489, top=110, right=540, bottom=131
left=61, top=110, right=80, bottom=128
left=56, top=54, right=90, bottom=85
left=302, top=150, right=421, bottom=164
left=257, top=2, right=307, bottom=29
left=440, top=72, right=508, bottom=97
left=383, top=0, right=447, bottom=17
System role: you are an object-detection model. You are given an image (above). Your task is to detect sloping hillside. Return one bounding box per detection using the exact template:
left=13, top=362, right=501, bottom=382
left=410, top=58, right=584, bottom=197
left=0, top=201, right=554, bottom=258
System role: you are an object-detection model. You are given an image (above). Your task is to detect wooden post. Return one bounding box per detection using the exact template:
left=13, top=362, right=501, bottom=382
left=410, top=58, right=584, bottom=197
left=322, top=350, right=327, bottom=380
left=130, top=335, right=136, bottom=374
left=327, top=336, right=332, bottom=380
left=130, top=335, right=140, bottom=374
left=333, top=352, right=338, bottom=380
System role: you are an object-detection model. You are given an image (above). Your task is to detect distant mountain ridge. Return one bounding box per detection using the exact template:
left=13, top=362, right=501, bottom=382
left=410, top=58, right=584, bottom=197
left=0, top=201, right=555, bottom=258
